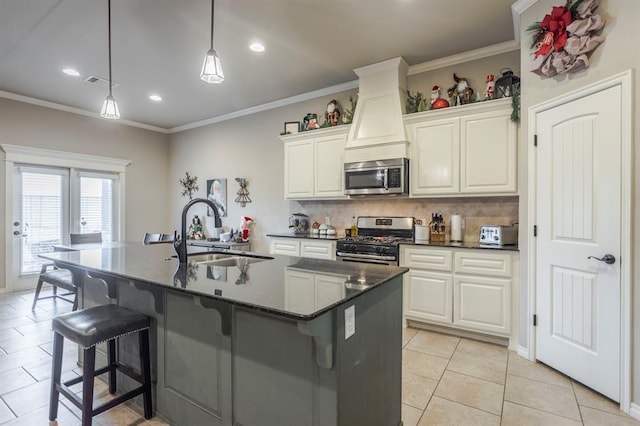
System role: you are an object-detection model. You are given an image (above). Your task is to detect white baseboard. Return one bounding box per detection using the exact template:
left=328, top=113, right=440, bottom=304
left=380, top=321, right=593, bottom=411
left=517, top=345, right=529, bottom=359
left=629, top=402, right=640, bottom=421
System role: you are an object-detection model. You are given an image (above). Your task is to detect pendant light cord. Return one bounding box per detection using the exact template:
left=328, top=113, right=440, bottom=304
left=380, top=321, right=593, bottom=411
left=210, top=0, right=215, bottom=50
left=107, top=0, right=113, bottom=97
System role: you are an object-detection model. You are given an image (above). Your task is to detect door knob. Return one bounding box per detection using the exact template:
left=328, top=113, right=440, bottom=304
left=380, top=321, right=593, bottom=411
left=587, top=254, right=616, bottom=265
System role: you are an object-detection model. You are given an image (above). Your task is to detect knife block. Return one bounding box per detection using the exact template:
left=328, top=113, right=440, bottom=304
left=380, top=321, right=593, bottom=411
left=430, top=223, right=446, bottom=242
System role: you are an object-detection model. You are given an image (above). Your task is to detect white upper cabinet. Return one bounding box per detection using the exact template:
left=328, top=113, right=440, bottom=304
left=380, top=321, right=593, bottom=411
left=405, top=98, right=517, bottom=197
left=460, top=108, right=517, bottom=194
left=409, top=117, right=460, bottom=195
left=281, top=126, right=349, bottom=200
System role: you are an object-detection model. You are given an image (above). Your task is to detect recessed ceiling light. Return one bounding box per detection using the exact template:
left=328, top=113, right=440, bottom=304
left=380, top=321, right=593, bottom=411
left=249, top=42, right=265, bottom=52
left=149, top=95, right=162, bottom=102
left=62, top=68, right=80, bottom=77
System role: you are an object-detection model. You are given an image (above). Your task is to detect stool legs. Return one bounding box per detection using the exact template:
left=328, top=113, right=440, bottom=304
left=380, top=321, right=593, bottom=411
left=139, top=329, right=152, bottom=419
left=82, top=346, right=96, bottom=426
left=107, top=340, right=117, bottom=394
left=49, top=333, right=64, bottom=421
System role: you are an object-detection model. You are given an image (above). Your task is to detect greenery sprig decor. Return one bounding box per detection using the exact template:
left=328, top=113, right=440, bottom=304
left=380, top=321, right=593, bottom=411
left=510, top=92, right=520, bottom=124
left=179, top=172, right=199, bottom=199
left=527, top=0, right=605, bottom=77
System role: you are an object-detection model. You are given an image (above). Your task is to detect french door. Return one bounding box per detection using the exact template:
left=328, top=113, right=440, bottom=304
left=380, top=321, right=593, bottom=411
left=11, top=164, right=120, bottom=290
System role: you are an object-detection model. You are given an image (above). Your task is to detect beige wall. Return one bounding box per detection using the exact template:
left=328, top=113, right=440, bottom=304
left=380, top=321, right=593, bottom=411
left=0, top=98, right=171, bottom=290
left=518, top=0, right=639, bottom=404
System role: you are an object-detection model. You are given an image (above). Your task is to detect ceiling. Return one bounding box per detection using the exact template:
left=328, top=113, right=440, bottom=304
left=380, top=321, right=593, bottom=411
left=0, top=0, right=518, bottom=131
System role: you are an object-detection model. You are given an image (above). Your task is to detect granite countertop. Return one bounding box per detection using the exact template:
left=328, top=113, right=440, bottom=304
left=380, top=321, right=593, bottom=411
left=267, top=233, right=342, bottom=241
left=187, top=239, right=250, bottom=247
left=41, top=244, right=407, bottom=321
left=268, top=233, right=518, bottom=251
left=405, top=240, right=519, bottom=252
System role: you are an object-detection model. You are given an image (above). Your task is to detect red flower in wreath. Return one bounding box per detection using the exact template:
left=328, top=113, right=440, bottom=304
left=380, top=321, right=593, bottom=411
left=535, top=6, right=574, bottom=58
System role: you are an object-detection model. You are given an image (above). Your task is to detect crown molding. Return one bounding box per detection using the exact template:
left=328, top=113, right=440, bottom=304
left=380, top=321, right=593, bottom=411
left=512, top=0, right=539, bottom=17
left=169, top=80, right=359, bottom=133
left=0, top=90, right=170, bottom=134
left=407, top=40, right=520, bottom=75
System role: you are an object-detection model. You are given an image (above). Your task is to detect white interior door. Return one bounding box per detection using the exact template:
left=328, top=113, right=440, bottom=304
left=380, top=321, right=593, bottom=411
left=535, top=85, right=621, bottom=401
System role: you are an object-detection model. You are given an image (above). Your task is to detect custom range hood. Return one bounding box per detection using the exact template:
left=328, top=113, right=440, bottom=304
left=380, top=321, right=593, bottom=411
left=345, top=57, right=410, bottom=163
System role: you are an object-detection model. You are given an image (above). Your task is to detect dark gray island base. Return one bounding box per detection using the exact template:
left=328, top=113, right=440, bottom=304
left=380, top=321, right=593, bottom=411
left=42, top=244, right=407, bottom=426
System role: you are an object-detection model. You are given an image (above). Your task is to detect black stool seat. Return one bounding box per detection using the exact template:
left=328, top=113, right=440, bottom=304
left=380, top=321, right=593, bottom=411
left=49, top=305, right=153, bottom=426
left=53, top=304, right=150, bottom=348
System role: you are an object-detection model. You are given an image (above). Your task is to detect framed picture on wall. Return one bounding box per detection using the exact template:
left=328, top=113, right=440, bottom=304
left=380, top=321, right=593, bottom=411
left=284, top=121, right=300, bottom=134
left=207, top=178, right=227, bottom=217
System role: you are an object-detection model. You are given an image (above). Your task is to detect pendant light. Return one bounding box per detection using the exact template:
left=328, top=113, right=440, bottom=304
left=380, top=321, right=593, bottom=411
left=200, top=0, right=224, bottom=83
left=100, top=0, right=120, bottom=119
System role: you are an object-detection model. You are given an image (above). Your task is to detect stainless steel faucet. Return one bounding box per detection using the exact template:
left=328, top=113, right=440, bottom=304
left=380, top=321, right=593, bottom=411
left=174, top=198, right=222, bottom=264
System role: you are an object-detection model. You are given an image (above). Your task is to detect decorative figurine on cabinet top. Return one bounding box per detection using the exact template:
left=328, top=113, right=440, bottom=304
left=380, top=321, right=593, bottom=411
left=484, top=74, right=495, bottom=100
left=448, top=73, right=474, bottom=106
left=429, top=85, right=450, bottom=110
left=303, top=113, right=320, bottom=131
left=325, top=99, right=341, bottom=126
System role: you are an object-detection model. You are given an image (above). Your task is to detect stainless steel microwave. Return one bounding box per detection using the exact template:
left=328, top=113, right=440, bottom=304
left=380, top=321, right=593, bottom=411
left=344, top=158, right=409, bottom=195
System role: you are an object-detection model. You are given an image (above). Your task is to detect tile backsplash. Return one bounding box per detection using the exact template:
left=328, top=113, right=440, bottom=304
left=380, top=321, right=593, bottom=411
left=293, top=196, right=519, bottom=242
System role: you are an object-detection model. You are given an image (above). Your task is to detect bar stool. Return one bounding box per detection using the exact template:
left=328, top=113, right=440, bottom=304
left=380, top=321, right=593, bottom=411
left=49, top=304, right=153, bottom=426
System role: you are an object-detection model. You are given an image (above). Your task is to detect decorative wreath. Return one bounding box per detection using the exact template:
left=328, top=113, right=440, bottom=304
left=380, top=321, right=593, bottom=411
left=527, top=0, right=605, bottom=77
left=179, top=172, right=199, bottom=199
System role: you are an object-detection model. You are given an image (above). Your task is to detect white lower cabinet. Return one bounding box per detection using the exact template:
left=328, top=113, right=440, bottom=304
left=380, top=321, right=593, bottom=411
left=405, top=270, right=453, bottom=325
left=269, top=238, right=300, bottom=256
left=453, top=274, right=511, bottom=335
left=269, top=237, right=336, bottom=260
left=401, top=245, right=516, bottom=339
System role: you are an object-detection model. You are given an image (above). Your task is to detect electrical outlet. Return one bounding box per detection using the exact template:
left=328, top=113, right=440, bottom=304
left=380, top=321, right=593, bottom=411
left=345, top=305, right=355, bottom=339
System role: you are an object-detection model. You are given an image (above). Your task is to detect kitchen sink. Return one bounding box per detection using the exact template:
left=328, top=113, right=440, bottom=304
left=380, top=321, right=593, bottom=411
left=186, top=253, right=235, bottom=263
left=202, top=256, right=269, bottom=267
left=190, top=253, right=272, bottom=267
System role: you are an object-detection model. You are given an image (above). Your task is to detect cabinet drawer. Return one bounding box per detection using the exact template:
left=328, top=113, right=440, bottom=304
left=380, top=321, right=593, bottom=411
left=454, top=251, right=512, bottom=277
left=269, top=239, right=300, bottom=256
left=453, top=275, right=511, bottom=335
left=401, top=247, right=452, bottom=272
left=300, top=241, right=335, bottom=260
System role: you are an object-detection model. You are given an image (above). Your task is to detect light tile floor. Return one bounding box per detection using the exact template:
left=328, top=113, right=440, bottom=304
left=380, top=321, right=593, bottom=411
left=1, top=289, right=638, bottom=425
left=402, top=327, right=640, bottom=426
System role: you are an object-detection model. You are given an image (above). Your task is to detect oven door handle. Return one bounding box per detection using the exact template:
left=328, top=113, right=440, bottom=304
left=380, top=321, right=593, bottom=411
left=336, top=252, right=396, bottom=261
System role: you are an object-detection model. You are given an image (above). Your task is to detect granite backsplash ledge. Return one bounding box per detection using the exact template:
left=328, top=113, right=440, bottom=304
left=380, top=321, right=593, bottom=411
left=293, top=196, right=519, bottom=242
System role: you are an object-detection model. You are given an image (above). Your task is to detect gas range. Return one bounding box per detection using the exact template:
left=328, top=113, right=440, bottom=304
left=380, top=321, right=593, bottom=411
left=336, top=217, right=414, bottom=265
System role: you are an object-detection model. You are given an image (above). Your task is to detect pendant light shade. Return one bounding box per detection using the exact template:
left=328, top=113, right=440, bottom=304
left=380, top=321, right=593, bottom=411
left=100, top=0, right=120, bottom=119
left=100, top=95, right=120, bottom=119
left=201, top=0, right=224, bottom=83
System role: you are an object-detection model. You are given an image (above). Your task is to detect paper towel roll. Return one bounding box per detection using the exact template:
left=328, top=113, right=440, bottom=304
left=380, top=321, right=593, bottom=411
left=451, top=215, right=463, bottom=242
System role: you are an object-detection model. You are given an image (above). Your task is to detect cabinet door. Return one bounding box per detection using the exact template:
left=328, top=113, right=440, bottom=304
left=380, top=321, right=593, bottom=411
left=404, top=270, right=453, bottom=325
left=453, top=275, right=511, bottom=335
left=300, top=240, right=335, bottom=260
left=270, top=238, right=300, bottom=256
left=460, top=109, right=516, bottom=194
left=284, top=140, right=314, bottom=199
left=314, top=134, right=346, bottom=198
left=410, top=118, right=460, bottom=196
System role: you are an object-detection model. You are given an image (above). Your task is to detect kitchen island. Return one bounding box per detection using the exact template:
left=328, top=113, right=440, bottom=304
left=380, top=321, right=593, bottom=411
left=41, top=244, right=407, bottom=426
